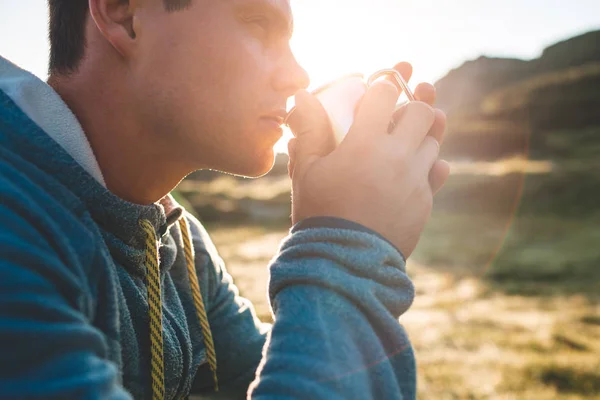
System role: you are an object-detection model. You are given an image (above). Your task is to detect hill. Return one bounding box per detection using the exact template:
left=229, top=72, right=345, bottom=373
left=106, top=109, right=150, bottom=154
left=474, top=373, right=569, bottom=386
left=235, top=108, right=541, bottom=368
left=435, top=29, right=600, bottom=161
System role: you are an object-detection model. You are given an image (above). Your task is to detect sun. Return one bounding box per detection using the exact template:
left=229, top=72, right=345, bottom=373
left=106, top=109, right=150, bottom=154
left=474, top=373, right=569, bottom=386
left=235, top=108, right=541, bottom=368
left=274, top=0, right=440, bottom=153
left=272, top=1, right=440, bottom=155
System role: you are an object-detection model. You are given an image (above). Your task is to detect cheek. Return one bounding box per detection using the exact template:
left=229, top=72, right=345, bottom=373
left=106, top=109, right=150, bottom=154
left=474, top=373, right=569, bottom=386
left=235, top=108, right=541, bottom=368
left=141, top=16, right=270, bottom=110
left=134, top=16, right=276, bottom=155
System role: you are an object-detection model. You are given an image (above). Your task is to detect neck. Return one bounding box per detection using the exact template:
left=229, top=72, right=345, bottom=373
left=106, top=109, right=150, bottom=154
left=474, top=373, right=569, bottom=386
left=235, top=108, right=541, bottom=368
left=47, top=67, right=191, bottom=205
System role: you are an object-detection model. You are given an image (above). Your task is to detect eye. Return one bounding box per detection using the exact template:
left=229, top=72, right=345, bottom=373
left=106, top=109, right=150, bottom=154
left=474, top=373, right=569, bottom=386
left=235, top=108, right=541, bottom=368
left=248, top=16, right=270, bottom=29
left=242, top=15, right=272, bottom=38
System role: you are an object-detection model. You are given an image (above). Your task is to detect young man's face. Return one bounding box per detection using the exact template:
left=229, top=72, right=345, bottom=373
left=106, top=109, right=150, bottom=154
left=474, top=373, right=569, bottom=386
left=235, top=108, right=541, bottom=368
left=132, top=0, right=309, bottom=177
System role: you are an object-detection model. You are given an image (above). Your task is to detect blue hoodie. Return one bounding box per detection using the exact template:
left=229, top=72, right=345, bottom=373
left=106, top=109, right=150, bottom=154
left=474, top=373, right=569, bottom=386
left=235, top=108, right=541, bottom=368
left=0, top=56, right=416, bottom=400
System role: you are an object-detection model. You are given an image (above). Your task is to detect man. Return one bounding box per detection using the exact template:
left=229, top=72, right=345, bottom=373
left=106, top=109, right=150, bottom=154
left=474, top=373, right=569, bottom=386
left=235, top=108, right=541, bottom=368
left=0, top=0, right=449, bottom=399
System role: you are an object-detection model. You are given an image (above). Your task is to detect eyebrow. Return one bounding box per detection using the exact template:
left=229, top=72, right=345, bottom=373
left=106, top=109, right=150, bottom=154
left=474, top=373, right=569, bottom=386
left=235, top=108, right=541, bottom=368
left=238, top=0, right=294, bottom=39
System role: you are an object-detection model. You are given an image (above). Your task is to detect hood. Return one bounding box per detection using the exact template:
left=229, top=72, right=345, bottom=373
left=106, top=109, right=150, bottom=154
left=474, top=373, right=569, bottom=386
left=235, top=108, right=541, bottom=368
left=0, top=55, right=106, bottom=186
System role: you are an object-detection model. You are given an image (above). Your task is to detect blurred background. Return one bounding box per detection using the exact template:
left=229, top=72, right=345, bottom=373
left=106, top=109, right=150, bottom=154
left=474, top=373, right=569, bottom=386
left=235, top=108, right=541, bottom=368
left=2, top=1, right=599, bottom=398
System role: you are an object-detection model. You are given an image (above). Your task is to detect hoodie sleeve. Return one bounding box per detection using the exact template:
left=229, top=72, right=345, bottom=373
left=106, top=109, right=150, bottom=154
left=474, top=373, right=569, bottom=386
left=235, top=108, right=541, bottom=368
left=248, top=218, right=417, bottom=400
left=0, top=176, right=132, bottom=400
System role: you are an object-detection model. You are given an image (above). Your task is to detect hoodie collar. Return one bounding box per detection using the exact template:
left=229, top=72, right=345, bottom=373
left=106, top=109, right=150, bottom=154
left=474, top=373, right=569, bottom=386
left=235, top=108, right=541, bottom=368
left=0, top=57, right=185, bottom=276
left=0, top=55, right=107, bottom=187
left=0, top=55, right=184, bottom=236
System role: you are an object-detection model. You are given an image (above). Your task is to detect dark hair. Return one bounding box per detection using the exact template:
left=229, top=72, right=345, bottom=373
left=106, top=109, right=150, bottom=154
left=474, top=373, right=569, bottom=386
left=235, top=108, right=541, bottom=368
left=48, top=0, right=192, bottom=75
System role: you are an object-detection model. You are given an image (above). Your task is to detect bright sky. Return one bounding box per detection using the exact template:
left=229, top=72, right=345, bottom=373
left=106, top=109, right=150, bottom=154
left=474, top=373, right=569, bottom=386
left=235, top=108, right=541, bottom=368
left=1, top=0, right=598, bottom=87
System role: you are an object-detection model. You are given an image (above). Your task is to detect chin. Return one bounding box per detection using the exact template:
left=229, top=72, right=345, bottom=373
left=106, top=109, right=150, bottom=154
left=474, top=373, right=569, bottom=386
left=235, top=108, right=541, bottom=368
left=225, top=148, right=276, bottom=178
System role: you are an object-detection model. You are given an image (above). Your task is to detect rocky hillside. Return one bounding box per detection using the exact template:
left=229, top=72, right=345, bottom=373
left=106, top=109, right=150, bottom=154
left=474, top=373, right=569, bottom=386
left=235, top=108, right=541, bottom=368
left=436, top=30, right=600, bottom=114
left=436, top=29, right=600, bottom=161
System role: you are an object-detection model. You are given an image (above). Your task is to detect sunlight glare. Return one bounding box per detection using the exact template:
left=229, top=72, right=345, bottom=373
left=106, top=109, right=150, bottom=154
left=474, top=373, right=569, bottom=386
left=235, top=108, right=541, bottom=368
left=275, top=0, right=445, bottom=154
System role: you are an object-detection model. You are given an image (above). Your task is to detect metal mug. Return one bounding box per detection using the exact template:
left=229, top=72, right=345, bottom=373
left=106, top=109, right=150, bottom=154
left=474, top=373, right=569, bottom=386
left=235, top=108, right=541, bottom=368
left=285, top=69, right=415, bottom=144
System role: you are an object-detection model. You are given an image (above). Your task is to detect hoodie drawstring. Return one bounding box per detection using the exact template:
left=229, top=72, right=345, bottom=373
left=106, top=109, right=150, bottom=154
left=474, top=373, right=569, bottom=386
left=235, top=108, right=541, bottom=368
left=140, top=217, right=219, bottom=400
left=179, top=216, right=219, bottom=392
left=139, top=219, right=165, bottom=400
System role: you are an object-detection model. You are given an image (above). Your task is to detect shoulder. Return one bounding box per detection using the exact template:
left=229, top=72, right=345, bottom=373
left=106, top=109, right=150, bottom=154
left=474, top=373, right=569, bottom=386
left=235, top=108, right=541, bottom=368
left=0, top=153, right=98, bottom=277
left=0, top=159, right=100, bottom=314
left=0, top=140, right=86, bottom=215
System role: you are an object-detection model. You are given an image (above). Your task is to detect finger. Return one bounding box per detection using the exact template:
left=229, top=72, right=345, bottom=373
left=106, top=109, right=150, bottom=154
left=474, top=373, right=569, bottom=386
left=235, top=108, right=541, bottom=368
left=347, top=80, right=399, bottom=143
left=287, top=138, right=297, bottom=178
left=287, top=90, right=328, bottom=139
left=428, top=109, right=447, bottom=145
left=414, top=82, right=436, bottom=106
left=288, top=137, right=297, bottom=158
left=429, top=159, right=451, bottom=194
left=389, top=94, right=442, bottom=134
left=287, top=90, right=337, bottom=161
left=391, top=101, right=436, bottom=150
left=414, top=136, right=440, bottom=176
left=387, top=102, right=408, bottom=133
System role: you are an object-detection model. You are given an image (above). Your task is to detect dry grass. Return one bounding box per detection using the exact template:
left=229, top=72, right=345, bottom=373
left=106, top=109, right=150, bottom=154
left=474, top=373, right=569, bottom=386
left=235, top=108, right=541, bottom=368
left=450, top=158, right=553, bottom=176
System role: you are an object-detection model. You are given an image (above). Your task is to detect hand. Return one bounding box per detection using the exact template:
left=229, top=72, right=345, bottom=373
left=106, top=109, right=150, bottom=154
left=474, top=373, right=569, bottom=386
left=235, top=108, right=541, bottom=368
left=287, top=62, right=450, bottom=258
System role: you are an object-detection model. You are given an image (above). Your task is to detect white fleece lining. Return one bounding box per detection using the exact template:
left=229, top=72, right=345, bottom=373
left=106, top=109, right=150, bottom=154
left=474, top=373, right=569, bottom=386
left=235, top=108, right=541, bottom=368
left=0, top=56, right=107, bottom=187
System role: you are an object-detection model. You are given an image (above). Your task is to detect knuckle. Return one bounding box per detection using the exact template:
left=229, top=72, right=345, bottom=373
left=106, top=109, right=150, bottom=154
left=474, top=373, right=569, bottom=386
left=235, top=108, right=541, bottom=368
left=287, top=138, right=297, bottom=155
left=389, top=144, right=410, bottom=169
left=407, top=101, right=436, bottom=125
left=417, top=184, right=434, bottom=208
left=415, top=82, right=435, bottom=93
left=395, top=161, right=411, bottom=181
left=423, top=193, right=434, bottom=212
left=369, top=80, right=399, bottom=101
left=435, top=108, right=447, bottom=125
left=423, top=136, right=440, bottom=156
left=350, top=136, right=376, bottom=156
left=395, top=155, right=409, bottom=173
left=415, top=83, right=436, bottom=103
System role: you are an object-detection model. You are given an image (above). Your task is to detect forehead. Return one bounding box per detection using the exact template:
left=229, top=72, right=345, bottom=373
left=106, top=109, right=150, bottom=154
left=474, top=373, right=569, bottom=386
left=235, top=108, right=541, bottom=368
left=233, top=0, right=293, bottom=32
left=233, top=0, right=292, bottom=14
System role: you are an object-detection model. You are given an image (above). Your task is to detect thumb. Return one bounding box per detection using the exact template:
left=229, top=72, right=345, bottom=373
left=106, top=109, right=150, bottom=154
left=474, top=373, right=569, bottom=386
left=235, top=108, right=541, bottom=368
left=286, top=90, right=337, bottom=165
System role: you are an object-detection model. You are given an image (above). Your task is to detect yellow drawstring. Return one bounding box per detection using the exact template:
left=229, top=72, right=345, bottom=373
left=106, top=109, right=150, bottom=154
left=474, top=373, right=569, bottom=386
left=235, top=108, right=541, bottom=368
left=179, top=217, right=219, bottom=392
left=139, top=220, right=165, bottom=400
left=140, top=217, right=219, bottom=399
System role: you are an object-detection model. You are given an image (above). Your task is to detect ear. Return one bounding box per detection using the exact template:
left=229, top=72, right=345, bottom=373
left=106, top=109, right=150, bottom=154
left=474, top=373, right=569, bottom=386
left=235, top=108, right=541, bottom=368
left=88, top=0, right=139, bottom=58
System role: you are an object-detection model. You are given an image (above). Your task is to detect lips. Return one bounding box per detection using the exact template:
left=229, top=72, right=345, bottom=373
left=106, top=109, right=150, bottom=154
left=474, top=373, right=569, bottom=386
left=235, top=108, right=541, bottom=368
left=259, top=118, right=284, bottom=135
left=261, top=109, right=287, bottom=126
left=261, top=116, right=284, bottom=126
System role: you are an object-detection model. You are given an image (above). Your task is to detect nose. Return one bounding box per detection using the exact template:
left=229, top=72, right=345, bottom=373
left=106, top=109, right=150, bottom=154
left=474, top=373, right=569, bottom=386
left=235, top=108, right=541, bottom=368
left=272, top=48, right=310, bottom=97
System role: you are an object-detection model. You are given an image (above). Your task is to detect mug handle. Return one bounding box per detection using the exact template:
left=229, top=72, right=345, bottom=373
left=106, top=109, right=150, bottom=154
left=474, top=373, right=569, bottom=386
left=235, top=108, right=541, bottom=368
left=367, top=69, right=415, bottom=102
